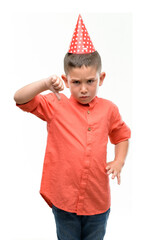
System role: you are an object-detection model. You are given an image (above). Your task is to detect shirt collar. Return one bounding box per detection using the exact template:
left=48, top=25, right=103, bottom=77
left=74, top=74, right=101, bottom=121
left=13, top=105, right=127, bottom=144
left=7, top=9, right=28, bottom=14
left=69, top=94, right=98, bottom=108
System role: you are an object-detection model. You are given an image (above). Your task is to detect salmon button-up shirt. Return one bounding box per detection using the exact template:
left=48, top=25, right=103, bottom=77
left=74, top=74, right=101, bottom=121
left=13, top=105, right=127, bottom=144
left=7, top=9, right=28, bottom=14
left=16, top=92, right=131, bottom=215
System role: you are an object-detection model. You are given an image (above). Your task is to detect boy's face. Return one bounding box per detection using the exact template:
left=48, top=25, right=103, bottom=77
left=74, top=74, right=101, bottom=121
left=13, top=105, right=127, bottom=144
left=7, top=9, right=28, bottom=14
left=61, top=65, right=105, bottom=105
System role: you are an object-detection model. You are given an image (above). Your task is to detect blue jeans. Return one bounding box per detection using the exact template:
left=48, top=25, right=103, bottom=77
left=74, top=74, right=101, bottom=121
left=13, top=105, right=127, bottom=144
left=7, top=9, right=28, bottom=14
left=52, top=204, right=110, bottom=240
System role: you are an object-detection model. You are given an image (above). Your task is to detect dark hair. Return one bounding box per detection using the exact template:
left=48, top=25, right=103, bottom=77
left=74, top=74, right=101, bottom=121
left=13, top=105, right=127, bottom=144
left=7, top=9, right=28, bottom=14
left=64, top=50, right=102, bottom=76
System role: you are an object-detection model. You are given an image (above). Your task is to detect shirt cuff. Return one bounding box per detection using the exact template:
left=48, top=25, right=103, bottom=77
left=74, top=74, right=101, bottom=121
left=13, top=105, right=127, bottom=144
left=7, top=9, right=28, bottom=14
left=16, top=94, right=41, bottom=112
left=109, top=125, right=131, bottom=144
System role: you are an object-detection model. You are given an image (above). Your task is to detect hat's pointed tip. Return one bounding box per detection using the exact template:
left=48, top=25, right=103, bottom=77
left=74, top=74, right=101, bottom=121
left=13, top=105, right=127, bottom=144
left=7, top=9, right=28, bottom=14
left=68, top=13, right=96, bottom=54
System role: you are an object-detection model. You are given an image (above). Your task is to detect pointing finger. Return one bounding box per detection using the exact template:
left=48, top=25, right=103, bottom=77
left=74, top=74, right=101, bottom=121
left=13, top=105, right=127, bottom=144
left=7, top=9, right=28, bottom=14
left=117, top=173, right=121, bottom=185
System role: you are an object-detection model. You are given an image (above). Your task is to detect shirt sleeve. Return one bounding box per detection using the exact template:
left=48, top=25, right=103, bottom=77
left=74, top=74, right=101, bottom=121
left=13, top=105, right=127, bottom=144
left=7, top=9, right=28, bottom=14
left=108, top=104, right=131, bottom=144
left=15, top=93, right=57, bottom=122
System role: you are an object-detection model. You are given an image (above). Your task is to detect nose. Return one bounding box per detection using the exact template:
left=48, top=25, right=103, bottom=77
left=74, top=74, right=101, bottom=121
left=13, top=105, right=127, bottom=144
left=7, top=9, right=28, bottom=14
left=80, top=84, right=87, bottom=94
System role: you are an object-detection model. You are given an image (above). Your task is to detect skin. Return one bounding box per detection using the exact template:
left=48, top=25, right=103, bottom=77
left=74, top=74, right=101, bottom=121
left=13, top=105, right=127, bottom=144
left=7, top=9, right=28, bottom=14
left=61, top=65, right=105, bottom=105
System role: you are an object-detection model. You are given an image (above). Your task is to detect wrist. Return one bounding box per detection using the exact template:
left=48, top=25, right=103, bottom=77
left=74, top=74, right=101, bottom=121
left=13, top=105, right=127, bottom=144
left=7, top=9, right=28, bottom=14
left=114, top=158, right=125, bottom=166
left=41, top=78, right=50, bottom=91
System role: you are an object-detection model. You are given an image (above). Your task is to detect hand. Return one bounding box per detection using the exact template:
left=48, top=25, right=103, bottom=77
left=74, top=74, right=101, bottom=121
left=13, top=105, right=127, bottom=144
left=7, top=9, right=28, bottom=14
left=44, top=75, right=64, bottom=100
left=106, top=160, right=124, bottom=185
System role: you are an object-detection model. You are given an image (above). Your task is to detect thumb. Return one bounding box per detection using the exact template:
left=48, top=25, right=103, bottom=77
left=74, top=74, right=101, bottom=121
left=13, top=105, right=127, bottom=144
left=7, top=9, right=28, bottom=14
left=51, top=87, right=61, bottom=101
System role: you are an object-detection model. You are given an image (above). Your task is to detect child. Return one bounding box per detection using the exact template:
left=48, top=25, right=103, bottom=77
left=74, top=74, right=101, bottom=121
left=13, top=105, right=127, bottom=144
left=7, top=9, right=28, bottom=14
left=14, top=14, right=131, bottom=240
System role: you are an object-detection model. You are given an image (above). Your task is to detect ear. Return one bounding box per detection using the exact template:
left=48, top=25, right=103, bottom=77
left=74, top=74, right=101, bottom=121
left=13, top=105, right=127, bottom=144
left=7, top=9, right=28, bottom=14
left=61, top=74, right=69, bottom=88
left=99, top=72, right=106, bottom=86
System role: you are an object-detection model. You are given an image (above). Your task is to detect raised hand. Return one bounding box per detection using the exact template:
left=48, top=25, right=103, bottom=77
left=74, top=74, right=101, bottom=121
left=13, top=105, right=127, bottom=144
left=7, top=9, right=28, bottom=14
left=44, top=75, right=64, bottom=100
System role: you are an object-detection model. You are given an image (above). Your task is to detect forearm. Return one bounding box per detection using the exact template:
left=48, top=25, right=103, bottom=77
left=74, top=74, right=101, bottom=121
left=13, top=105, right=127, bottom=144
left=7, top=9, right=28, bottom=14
left=13, top=78, right=48, bottom=104
left=114, top=140, right=129, bottom=165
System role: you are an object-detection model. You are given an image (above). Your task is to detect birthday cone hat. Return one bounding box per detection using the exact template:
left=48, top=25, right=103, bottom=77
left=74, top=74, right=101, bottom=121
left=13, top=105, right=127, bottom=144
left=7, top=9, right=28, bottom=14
left=68, top=14, right=96, bottom=54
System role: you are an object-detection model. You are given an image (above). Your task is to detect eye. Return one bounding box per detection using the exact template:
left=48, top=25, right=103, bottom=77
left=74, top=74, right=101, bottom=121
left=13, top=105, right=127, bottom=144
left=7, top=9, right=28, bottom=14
left=87, top=80, right=94, bottom=83
left=73, top=81, right=80, bottom=84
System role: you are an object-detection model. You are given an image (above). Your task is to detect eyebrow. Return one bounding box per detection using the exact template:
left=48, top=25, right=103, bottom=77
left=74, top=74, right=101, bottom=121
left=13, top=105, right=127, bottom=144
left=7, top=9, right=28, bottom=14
left=71, top=77, right=96, bottom=81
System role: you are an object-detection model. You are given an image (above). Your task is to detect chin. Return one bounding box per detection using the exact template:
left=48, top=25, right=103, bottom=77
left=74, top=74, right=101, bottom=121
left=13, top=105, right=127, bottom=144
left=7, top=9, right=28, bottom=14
left=79, top=99, right=90, bottom=105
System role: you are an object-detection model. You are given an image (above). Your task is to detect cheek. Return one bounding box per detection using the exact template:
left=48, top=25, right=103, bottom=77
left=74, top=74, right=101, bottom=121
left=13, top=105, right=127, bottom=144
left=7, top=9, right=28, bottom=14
left=90, top=84, right=97, bottom=91
left=70, top=84, right=77, bottom=91
left=69, top=85, right=77, bottom=94
left=72, top=88, right=78, bottom=95
left=90, top=86, right=98, bottom=95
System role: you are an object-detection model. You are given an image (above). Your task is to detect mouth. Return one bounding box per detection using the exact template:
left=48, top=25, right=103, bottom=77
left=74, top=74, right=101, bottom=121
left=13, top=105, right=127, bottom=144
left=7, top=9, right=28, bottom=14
left=80, top=96, right=89, bottom=99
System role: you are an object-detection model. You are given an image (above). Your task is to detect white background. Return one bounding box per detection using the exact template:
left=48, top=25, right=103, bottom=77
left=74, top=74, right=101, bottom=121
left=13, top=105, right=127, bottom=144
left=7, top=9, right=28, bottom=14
left=0, top=1, right=144, bottom=239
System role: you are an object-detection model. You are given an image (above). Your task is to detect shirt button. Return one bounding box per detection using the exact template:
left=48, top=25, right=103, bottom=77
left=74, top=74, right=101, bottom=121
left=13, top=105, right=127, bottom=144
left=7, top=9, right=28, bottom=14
left=88, top=127, right=91, bottom=131
left=87, top=110, right=90, bottom=114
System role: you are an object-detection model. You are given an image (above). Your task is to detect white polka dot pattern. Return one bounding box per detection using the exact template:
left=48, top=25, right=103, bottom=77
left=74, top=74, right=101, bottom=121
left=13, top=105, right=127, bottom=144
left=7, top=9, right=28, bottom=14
left=68, top=14, right=95, bottom=54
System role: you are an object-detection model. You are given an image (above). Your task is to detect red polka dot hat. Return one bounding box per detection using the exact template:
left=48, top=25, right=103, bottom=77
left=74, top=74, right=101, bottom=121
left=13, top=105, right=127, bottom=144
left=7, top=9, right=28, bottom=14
left=68, top=14, right=96, bottom=54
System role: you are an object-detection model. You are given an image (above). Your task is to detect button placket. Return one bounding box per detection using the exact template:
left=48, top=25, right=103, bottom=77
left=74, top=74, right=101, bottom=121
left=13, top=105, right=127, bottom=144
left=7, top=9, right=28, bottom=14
left=77, top=108, right=93, bottom=214
left=87, top=109, right=91, bottom=131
